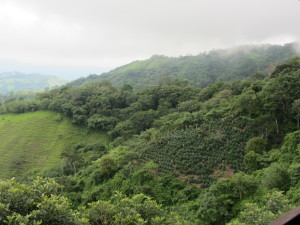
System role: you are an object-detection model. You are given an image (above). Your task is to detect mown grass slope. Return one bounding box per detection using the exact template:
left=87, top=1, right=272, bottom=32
left=0, top=111, right=108, bottom=178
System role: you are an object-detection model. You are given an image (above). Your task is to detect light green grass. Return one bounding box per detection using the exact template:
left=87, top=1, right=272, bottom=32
left=117, top=57, right=169, bottom=73
left=0, top=111, right=108, bottom=178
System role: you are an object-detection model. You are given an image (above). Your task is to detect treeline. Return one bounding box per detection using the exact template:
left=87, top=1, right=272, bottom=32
left=0, top=90, right=37, bottom=107
left=0, top=72, right=66, bottom=94
left=68, top=43, right=299, bottom=89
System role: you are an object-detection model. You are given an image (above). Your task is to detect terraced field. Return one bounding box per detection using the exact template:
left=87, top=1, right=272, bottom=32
left=0, top=111, right=108, bottom=178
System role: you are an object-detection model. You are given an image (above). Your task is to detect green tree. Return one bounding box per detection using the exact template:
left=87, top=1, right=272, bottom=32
left=86, top=192, right=187, bottom=225
left=228, top=191, right=293, bottom=225
left=244, top=151, right=262, bottom=172
left=0, top=177, right=86, bottom=225
left=93, top=155, right=118, bottom=183
left=261, top=163, right=291, bottom=191
left=245, top=137, right=267, bottom=154
left=291, top=99, right=300, bottom=128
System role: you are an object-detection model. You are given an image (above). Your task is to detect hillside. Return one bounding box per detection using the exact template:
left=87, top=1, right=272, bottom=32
left=0, top=58, right=299, bottom=224
left=0, top=111, right=108, bottom=178
left=0, top=72, right=67, bottom=93
left=68, top=43, right=299, bottom=89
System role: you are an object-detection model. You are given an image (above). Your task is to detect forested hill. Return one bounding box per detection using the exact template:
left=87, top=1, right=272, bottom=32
left=0, top=57, right=299, bottom=224
left=0, top=72, right=67, bottom=93
left=68, top=43, right=299, bottom=89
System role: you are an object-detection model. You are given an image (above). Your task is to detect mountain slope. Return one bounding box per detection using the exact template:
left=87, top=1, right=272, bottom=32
left=0, top=111, right=108, bottom=178
left=0, top=58, right=299, bottom=225
left=68, top=43, right=299, bottom=89
left=0, top=72, right=67, bottom=93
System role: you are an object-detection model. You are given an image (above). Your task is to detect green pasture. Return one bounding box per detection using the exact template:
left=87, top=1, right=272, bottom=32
left=0, top=111, right=108, bottom=178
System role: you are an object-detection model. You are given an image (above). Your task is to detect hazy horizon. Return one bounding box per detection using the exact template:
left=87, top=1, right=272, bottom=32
left=0, top=0, right=299, bottom=79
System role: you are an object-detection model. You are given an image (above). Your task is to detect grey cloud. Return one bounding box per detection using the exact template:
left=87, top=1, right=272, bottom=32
left=0, top=0, right=299, bottom=78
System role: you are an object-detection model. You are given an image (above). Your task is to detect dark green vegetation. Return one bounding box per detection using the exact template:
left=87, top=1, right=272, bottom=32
left=0, top=71, right=66, bottom=93
left=69, top=43, right=299, bottom=89
left=0, top=50, right=299, bottom=224
left=0, top=177, right=185, bottom=224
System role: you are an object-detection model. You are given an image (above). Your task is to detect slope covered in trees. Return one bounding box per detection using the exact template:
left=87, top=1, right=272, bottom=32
left=0, top=57, right=299, bottom=224
left=68, top=43, right=299, bottom=89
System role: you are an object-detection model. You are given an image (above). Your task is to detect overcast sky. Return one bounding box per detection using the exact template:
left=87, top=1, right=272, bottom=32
left=0, top=0, right=299, bottom=79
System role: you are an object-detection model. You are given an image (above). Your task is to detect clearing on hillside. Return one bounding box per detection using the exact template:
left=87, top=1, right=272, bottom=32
left=0, top=111, right=108, bottom=178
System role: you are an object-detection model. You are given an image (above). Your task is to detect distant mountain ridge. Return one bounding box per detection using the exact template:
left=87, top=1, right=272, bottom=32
left=0, top=71, right=67, bottom=93
left=68, top=43, right=300, bottom=89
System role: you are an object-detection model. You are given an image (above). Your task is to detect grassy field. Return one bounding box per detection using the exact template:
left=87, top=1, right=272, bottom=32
left=0, top=111, right=108, bottom=178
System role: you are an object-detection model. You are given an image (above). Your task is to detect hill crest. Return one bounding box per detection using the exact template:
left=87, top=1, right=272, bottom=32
left=68, top=43, right=300, bottom=89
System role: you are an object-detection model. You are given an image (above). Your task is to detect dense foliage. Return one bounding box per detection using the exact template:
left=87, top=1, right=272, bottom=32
left=68, top=43, right=299, bottom=89
left=0, top=54, right=299, bottom=224
left=0, top=177, right=186, bottom=224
